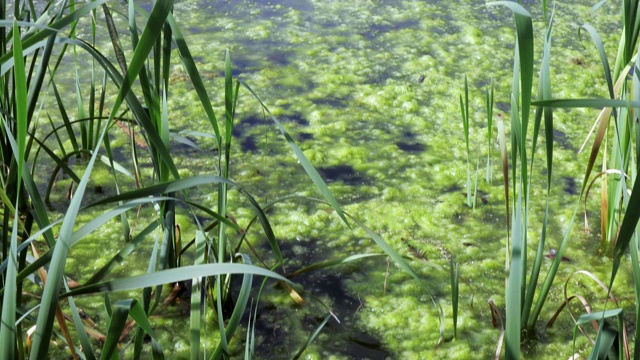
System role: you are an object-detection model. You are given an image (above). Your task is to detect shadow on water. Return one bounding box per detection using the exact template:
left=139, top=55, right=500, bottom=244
left=250, top=239, right=391, bottom=359
left=396, top=141, right=426, bottom=153
left=317, top=164, right=370, bottom=186
left=396, top=129, right=426, bottom=153
left=232, top=113, right=312, bottom=152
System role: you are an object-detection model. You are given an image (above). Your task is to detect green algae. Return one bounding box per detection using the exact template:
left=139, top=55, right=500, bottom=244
left=33, top=0, right=640, bottom=358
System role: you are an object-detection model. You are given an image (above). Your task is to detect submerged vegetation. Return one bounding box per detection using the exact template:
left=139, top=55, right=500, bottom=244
left=1, top=0, right=640, bottom=358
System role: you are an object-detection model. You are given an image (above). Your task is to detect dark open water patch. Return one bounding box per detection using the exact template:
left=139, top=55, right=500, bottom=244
left=563, top=176, right=578, bottom=195
left=361, top=19, right=421, bottom=40
left=232, top=115, right=265, bottom=152
left=240, top=136, right=259, bottom=153
left=396, top=141, right=426, bottom=153
left=233, top=115, right=266, bottom=137
left=298, top=132, right=314, bottom=141
left=250, top=238, right=390, bottom=359
left=396, top=128, right=426, bottom=153
left=232, top=113, right=311, bottom=152
left=317, top=164, right=369, bottom=186
left=280, top=112, right=310, bottom=126
left=553, top=128, right=575, bottom=151
left=312, top=96, right=349, bottom=108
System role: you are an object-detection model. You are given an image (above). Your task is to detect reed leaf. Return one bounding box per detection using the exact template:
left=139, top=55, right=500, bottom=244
left=240, top=81, right=350, bottom=227
left=0, top=21, right=26, bottom=358
left=523, top=6, right=554, bottom=329
left=291, top=313, right=332, bottom=360
left=460, top=74, right=471, bottom=207
left=62, top=264, right=293, bottom=298
left=190, top=231, right=206, bottom=360
left=0, top=0, right=108, bottom=76
left=450, top=257, right=459, bottom=339
left=211, top=254, right=254, bottom=359
left=100, top=299, right=162, bottom=360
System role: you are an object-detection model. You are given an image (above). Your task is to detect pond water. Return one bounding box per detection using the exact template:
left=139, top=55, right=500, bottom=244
left=43, top=0, right=640, bottom=358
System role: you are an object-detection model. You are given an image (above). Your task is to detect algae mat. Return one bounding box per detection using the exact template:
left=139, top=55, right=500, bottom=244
left=55, top=0, right=635, bottom=358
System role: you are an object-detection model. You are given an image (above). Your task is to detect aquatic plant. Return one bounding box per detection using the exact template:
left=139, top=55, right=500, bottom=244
left=532, top=0, right=640, bottom=356
left=0, top=1, right=445, bottom=358
left=491, top=0, right=640, bottom=357
left=485, top=1, right=569, bottom=358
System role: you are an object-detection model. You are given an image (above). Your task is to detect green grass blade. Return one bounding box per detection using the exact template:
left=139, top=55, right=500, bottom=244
left=66, top=286, right=96, bottom=360
left=291, top=313, right=332, bottom=360
left=505, top=190, right=523, bottom=360
left=497, top=116, right=510, bottom=243
left=610, top=171, right=640, bottom=286
left=0, top=0, right=109, bottom=76
left=28, top=114, right=110, bottom=360
left=13, top=19, right=26, bottom=181
left=532, top=98, right=640, bottom=109
left=166, top=13, right=220, bottom=148
left=523, top=7, right=554, bottom=328
left=190, top=231, right=206, bottom=360
left=580, top=24, right=615, bottom=100
left=26, top=3, right=177, bottom=352
left=529, top=207, right=578, bottom=329
left=62, top=264, right=293, bottom=297
left=485, top=78, right=494, bottom=183
left=0, top=20, right=27, bottom=359
left=22, top=163, right=56, bottom=247
left=100, top=299, right=162, bottom=360
left=120, top=0, right=180, bottom=181
left=489, top=1, right=534, bottom=191
left=287, top=253, right=386, bottom=278
left=460, top=74, right=471, bottom=207
left=450, top=257, right=459, bottom=339
left=85, top=221, right=159, bottom=285
left=240, top=80, right=350, bottom=227
left=86, top=174, right=234, bottom=208
left=211, top=254, right=254, bottom=359
left=50, top=77, right=79, bottom=151
left=628, top=233, right=640, bottom=359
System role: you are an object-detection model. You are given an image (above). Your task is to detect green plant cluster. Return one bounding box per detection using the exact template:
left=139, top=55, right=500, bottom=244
left=2, top=0, right=640, bottom=359
left=0, top=1, right=443, bottom=359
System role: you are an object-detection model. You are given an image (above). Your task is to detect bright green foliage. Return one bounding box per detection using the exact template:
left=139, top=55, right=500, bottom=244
left=0, top=1, right=440, bottom=358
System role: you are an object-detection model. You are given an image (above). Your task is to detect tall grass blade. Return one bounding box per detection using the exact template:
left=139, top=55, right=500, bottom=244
left=0, top=0, right=109, bottom=76
left=460, top=74, right=471, bottom=207
left=28, top=113, right=110, bottom=360
left=211, top=254, right=254, bottom=359
left=580, top=24, right=615, bottom=100
left=165, top=13, right=220, bottom=147
left=214, top=52, right=238, bottom=356
left=497, top=115, right=509, bottom=244
left=450, top=257, right=459, bottom=339
left=523, top=7, right=554, bottom=329
left=505, top=191, right=523, bottom=360
left=190, top=231, right=206, bottom=360
left=572, top=309, right=623, bottom=360
left=291, top=313, right=332, bottom=360
left=628, top=232, right=640, bottom=359
left=62, top=264, right=293, bottom=297
left=240, top=81, right=350, bottom=227
left=485, top=78, right=494, bottom=183
left=100, top=299, right=162, bottom=360
left=0, top=20, right=27, bottom=359
left=29, top=0, right=175, bottom=356
left=610, top=169, right=640, bottom=287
